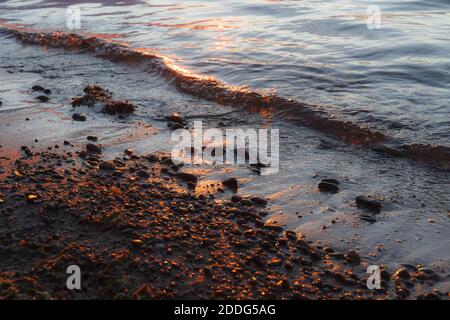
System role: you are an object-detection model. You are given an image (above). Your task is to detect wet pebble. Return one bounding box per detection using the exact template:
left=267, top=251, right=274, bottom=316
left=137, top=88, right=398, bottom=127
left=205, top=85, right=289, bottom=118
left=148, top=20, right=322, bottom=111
left=99, top=161, right=116, bottom=171
left=72, top=113, right=87, bottom=122
left=355, top=195, right=382, bottom=213
left=222, top=178, right=238, bottom=191
left=344, top=249, right=361, bottom=265
left=86, top=143, right=102, bottom=154
left=318, top=180, right=339, bottom=193
left=35, top=95, right=50, bottom=102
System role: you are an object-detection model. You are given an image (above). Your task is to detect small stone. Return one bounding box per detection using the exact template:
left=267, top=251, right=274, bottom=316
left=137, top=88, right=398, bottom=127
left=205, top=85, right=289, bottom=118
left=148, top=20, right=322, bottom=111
left=166, top=113, right=184, bottom=124
left=318, top=181, right=339, bottom=193
left=87, top=136, right=97, bottom=141
left=131, top=239, right=144, bottom=247
left=35, top=95, right=49, bottom=102
left=250, top=197, right=268, bottom=206
left=26, top=194, right=39, bottom=203
left=393, top=268, right=410, bottom=280
left=222, top=177, right=238, bottom=191
left=124, top=149, right=133, bottom=156
left=86, top=143, right=102, bottom=154
left=32, top=85, right=44, bottom=91
left=99, top=160, right=116, bottom=171
left=344, top=249, right=361, bottom=265
left=43, top=89, right=52, bottom=95
left=176, top=172, right=198, bottom=184
left=72, top=113, right=87, bottom=121
left=355, top=195, right=382, bottom=213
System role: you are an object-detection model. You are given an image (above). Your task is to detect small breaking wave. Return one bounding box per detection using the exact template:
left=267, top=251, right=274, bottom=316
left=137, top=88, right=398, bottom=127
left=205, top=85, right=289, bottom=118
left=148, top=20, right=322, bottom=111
left=0, top=25, right=385, bottom=145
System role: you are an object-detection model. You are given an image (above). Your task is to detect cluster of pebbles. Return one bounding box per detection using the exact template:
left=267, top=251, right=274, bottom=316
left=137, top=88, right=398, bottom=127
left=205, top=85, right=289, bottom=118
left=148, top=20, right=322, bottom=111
left=0, top=144, right=446, bottom=300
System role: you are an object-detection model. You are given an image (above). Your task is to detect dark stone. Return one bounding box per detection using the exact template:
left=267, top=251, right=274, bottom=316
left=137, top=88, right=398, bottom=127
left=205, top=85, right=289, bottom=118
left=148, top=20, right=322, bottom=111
left=355, top=195, right=382, bottom=212
left=87, top=136, right=98, bottom=141
left=344, top=249, right=361, bottom=265
left=72, top=113, right=87, bottom=122
left=176, top=172, right=198, bottom=184
left=394, top=268, right=410, bottom=280
left=99, top=161, right=116, bottom=171
left=166, top=113, right=184, bottom=124
left=32, top=85, right=44, bottom=91
left=318, top=181, right=339, bottom=193
left=35, top=95, right=50, bottom=102
left=222, top=178, right=238, bottom=191
left=86, top=143, right=102, bottom=154
left=43, top=89, right=52, bottom=95
left=250, top=197, right=268, bottom=206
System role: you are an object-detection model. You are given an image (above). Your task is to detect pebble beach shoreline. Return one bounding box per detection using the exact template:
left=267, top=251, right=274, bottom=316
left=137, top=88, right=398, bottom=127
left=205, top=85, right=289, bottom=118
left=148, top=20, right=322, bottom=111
left=0, top=95, right=447, bottom=299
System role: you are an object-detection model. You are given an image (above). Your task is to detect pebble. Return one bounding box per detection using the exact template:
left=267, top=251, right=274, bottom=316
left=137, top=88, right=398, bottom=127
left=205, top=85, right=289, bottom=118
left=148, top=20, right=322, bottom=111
left=176, top=172, right=198, bottom=184
left=87, top=136, right=97, bottom=141
left=318, top=181, right=339, bottom=193
left=32, top=85, right=44, bottom=92
left=166, top=113, right=184, bottom=124
left=250, top=197, right=268, bottom=206
left=86, top=143, right=102, bottom=154
left=222, top=178, right=238, bottom=191
left=393, top=268, right=410, bottom=280
left=99, top=161, right=116, bottom=171
left=355, top=195, right=382, bottom=213
left=131, top=239, right=144, bottom=247
left=72, top=113, right=87, bottom=122
left=344, top=249, right=361, bottom=265
left=35, top=95, right=50, bottom=102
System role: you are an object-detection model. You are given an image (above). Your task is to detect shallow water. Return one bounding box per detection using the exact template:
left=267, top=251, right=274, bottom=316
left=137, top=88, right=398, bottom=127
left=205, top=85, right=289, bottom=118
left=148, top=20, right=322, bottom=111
left=1, top=0, right=450, bottom=145
left=0, top=0, right=449, bottom=282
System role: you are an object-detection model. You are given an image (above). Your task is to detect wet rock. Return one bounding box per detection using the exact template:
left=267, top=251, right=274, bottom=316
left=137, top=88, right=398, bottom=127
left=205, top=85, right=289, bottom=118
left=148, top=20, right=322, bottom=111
left=87, top=136, right=97, bottom=142
left=72, top=113, right=87, bottom=122
left=355, top=195, right=382, bottom=213
left=166, top=113, right=184, bottom=124
left=124, top=149, right=133, bottom=156
left=99, top=161, right=116, bottom=171
left=32, top=85, right=44, bottom=92
left=35, top=95, right=50, bottom=102
left=393, top=268, right=410, bottom=281
left=250, top=197, right=268, bottom=206
left=103, top=100, right=135, bottom=115
left=43, top=89, right=52, bottom=95
left=318, top=181, right=339, bottom=193
left=176, top=172, right=198, bottom=184
left=344, top=250, right=361, bottom=265
left=222, top=178, right=238, bottom=191
left=131, top=239, right=144, bottom=247
left=86, top=144, right=102, bottom=154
